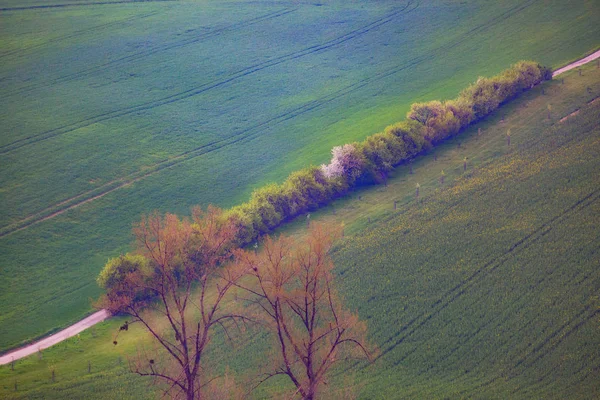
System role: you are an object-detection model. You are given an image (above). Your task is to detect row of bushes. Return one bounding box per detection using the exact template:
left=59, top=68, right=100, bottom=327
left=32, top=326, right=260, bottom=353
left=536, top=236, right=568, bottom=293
left=224, top=61, right=552, bottom=245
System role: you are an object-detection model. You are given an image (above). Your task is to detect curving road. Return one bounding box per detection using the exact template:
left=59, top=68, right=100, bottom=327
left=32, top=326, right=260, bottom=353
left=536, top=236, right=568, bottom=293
left=0, top=310, right=109, bottom=365
left=553, top=49, right=600, bottom=77
left=1, top=49, right=599, bottom=366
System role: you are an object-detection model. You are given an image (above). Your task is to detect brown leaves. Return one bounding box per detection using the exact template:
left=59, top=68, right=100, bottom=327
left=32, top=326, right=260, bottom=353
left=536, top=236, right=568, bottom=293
left=102, top=206, right=251, bottom=400
left=133, top=211, right=193, bottom=274
left=236, top=223, right=375, bottom=399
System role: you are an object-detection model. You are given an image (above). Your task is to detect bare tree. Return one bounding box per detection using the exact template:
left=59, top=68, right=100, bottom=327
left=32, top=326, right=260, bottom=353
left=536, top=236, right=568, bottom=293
left=235, top=224, right=374, bottom=399
left=98, top=206, right=249, bottom=400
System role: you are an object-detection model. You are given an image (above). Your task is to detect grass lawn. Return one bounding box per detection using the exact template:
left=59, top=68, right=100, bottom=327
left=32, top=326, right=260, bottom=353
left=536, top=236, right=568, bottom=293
left=1, top=56, right=598, bottom=399
left=1, top=0, right=599, bottom=352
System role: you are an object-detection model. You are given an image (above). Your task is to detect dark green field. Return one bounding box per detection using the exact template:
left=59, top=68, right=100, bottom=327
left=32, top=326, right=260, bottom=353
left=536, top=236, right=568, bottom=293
left=1, top=57, right=598, bottom=399
left=334, top=100, right=600, bottom=399
left=1, top=0, right=599, bottom=354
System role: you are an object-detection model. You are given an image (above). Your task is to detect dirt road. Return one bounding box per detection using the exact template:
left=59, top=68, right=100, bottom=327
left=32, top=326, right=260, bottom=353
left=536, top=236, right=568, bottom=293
left=0, top=310, right=109, bottom=365
left=553, top=49, right=600, bottom=77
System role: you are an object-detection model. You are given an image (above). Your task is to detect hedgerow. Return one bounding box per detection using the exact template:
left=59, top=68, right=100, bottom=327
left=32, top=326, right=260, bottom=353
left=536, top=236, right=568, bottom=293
left=224, top=61, right=551, bottom=245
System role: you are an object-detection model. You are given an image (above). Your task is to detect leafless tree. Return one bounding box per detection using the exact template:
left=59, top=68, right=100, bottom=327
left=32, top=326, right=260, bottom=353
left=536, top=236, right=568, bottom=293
left=235, top=224, right=375, bottom=399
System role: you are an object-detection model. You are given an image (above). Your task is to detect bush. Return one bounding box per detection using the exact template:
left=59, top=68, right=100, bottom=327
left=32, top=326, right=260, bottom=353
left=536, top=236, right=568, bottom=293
left=459, top=61, right=550, bottom=121
left=407, top=100, right=467, bottom=143
left=223, top=205, right=261, bottom=246
left=225, top=166, right=350, bottom=245
left=97, top=253, right=156, bottom=313
left=384, top=120, right=429, bottom=157
left=250, top=183, right=292, bottom=219
left=320, top=144, right=365, bottom=185
left=284, top=167, right=330, bottom=212
left=97, top=253, right=151, bottom=290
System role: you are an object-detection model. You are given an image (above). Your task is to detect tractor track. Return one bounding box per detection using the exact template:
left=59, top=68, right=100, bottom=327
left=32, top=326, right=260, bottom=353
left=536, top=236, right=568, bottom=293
left=0, top=0, right=536, bottom=154
left=375, top=187, right=600, bottom=363
left=0, top=2, right=416, bottom=154
left=0, top=1, right=599, bottom=360
left=0, top=11, right=160, bottom=59
left=0, top=0, right=540, bottom=235
left=468, top=305, right=600, bottom=396
left=0, top=0, right=176, bottom=12
left=1, top=8, right=296, bottom=94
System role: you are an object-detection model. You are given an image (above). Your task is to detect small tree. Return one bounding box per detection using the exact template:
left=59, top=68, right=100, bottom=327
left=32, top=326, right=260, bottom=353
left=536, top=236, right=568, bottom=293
left=97, top=207, right=249, bottom=400
left=235, top=224, right=374, bottom=399
left=320, top=144, right=364, bottom=184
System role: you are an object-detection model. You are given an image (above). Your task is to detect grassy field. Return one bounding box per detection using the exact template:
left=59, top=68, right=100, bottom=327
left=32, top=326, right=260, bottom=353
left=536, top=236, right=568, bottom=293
left=333, top=92, right=600, bottom=398
left=1, top=0, right=600, bottom=352
left=1, top=56, right=598, bottom=399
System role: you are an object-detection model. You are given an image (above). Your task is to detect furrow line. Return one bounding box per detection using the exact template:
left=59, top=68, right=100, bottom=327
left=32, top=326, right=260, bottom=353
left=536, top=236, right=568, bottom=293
left=470, top=306, right=600, bottom=394
left=0, top=61, right=419, bottom=237
left=1, top=0, right=539, bottom=234
left=0, top=11, right=160, bottom=59
left=0, top=2, right=415, bottom=153
left=0, top=0, right=177, bottom=12
left=2, top=8, right=296, bottom=95
left=376, top=188, right=600, bottom=362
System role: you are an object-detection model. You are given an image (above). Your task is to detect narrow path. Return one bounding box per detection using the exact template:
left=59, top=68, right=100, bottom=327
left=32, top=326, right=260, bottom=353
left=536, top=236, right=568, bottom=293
left=1, top=48, right=598, bottom=365
left=0, top=310, right=109, bottom=365
left=553, top=49, right=600, bottom=77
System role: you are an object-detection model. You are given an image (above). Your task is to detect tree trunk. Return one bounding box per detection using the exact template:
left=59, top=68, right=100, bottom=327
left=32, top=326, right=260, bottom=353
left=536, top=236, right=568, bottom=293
left=305, top=384, right=316, bottom=400
left=187, top=372, right=196, bottom=400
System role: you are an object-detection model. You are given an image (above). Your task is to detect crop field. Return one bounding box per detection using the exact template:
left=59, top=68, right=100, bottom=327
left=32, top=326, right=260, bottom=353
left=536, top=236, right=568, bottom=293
left=1, top=0, right=600, bottom=352
left=1, top=57, right=598, bottom=399
left=333, top=99, right=600, bottom=398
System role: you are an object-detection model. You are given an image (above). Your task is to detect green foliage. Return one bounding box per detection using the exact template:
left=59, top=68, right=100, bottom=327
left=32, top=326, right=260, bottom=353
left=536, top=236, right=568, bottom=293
left=458, top=60, right=550, bottom=120
left=96, top=254, right=155, bottom=313
left=407, top=100, right=462, bottom=143
left=226, top=61, right=551, bottom=245
left=250, top=184, right=293, bottom=222
left=284, top=167, right=329, bottom=211
left=96, top=254, right=150, bottom=291
left=383, top=120, right=429, bottom=157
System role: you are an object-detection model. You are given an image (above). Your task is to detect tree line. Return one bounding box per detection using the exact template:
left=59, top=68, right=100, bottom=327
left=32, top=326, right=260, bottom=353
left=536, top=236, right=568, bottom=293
left=223, top=61, right=552, bottom=245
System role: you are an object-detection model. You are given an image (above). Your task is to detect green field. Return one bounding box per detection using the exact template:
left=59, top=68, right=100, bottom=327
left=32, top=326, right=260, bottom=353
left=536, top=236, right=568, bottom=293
left=1, top=0, right=599, bottom=351
left=1, top=56, right=599, bottom=399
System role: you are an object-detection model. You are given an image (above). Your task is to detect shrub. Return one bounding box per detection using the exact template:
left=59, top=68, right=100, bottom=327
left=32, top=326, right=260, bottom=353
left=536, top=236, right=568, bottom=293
left=284, top=167, right=330, bottom=211
left=320, top=144, right=365, bottom=184
left=96, top=253, right=156, bottom=313
left=445, top=98, right=475, bottom=129
left=459, top=61, right=550, bottom=121
left=223, top=205, right=260, bottom=246
left=384, top=120, right=429, bottom=157
left=407, top=100, right=465, bottom=143
left=97, top=253, right=151, bottom=290
left=459, top=76, right=502, bottom=120
left=250, top=183, right=292, bottom=219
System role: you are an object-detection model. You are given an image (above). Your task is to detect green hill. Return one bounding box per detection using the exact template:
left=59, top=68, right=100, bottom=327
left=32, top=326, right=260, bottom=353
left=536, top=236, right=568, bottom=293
left=1, top=55, right=598, bottom=399
left=1, top=0, right=599, bottom=351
